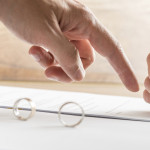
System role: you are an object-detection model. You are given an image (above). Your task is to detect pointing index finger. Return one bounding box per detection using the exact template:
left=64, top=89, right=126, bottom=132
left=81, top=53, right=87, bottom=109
left=89, top=21, right=139, bottom=92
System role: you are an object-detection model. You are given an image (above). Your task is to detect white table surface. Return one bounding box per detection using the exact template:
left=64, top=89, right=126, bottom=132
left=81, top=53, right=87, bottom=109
left=0, top=108, right=150, bottom=150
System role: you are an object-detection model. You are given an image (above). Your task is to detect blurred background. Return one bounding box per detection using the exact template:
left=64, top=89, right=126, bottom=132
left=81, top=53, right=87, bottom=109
left=0, top=0, right=149, bottom=96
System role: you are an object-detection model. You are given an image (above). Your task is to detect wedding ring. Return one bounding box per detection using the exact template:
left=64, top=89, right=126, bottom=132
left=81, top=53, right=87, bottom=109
left=58, top=102, right=85, bottom=127
left=13, top=98, right=36, bottom=121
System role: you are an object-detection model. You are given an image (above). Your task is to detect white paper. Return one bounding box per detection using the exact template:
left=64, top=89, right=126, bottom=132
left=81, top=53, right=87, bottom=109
left=0, top=86, right=150, bottom=122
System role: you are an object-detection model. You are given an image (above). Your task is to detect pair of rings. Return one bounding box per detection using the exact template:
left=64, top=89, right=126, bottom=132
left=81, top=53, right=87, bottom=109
left=13, top=98, right=85, bottom=127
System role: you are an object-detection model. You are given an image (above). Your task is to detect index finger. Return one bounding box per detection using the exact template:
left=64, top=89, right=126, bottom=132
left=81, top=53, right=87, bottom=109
left=89, top=21, right=139, bottom=92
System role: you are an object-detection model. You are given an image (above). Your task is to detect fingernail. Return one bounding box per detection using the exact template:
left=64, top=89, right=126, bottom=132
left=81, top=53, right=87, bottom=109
left=30, top=53, right=40, bottom=62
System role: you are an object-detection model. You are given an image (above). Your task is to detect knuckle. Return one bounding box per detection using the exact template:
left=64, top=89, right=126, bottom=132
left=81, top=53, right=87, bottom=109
left=75, top=0, right=88, bottom=12
left=90, top=52, right=96, bottom=64
left=86, top=55, right=95, bottom=67
left=78, top=3, right=92, bottom=19
left=80, top=5, right=89, bottom=13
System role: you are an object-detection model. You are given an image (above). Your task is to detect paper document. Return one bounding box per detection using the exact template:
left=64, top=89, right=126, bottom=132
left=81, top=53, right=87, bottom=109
left=0, top=86, right=150, bottom=122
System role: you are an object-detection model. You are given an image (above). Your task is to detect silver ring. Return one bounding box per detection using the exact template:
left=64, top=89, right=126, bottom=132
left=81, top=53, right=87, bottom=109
left=58, top=102, right=85, bottom=127
left=13, top=98, right=36, bottom=121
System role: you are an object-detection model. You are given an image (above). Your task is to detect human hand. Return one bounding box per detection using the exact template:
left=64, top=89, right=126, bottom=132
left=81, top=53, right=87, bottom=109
left=143, top=54, right=150, bottom=103
left=0, top=0, right=139, bottom=91
left=29, top=39, right=95, bottom=82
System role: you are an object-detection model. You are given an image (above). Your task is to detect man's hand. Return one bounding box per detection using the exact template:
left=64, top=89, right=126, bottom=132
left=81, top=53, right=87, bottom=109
left=0, top=0, right=139, bottom=91
left=29, top=39, right=95, bottom=82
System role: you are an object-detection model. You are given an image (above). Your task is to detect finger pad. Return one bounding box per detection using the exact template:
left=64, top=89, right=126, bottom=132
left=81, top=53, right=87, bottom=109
left=143, top=90, right=150, bottom=103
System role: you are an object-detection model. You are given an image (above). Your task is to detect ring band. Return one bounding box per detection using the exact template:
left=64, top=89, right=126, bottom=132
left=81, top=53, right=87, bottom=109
left=13, top=98, right=36, bottom=121
left=58, top=102, right=85, bottom=127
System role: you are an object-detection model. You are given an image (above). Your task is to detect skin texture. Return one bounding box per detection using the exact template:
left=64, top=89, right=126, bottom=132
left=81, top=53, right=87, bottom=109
left=0, top=0, right=139, bottom=92
left=143, top=54, right=150, bottom=103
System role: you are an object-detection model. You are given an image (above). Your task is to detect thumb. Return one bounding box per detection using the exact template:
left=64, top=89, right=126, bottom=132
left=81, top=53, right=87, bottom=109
left=41, top=23, right=85, bottom=81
